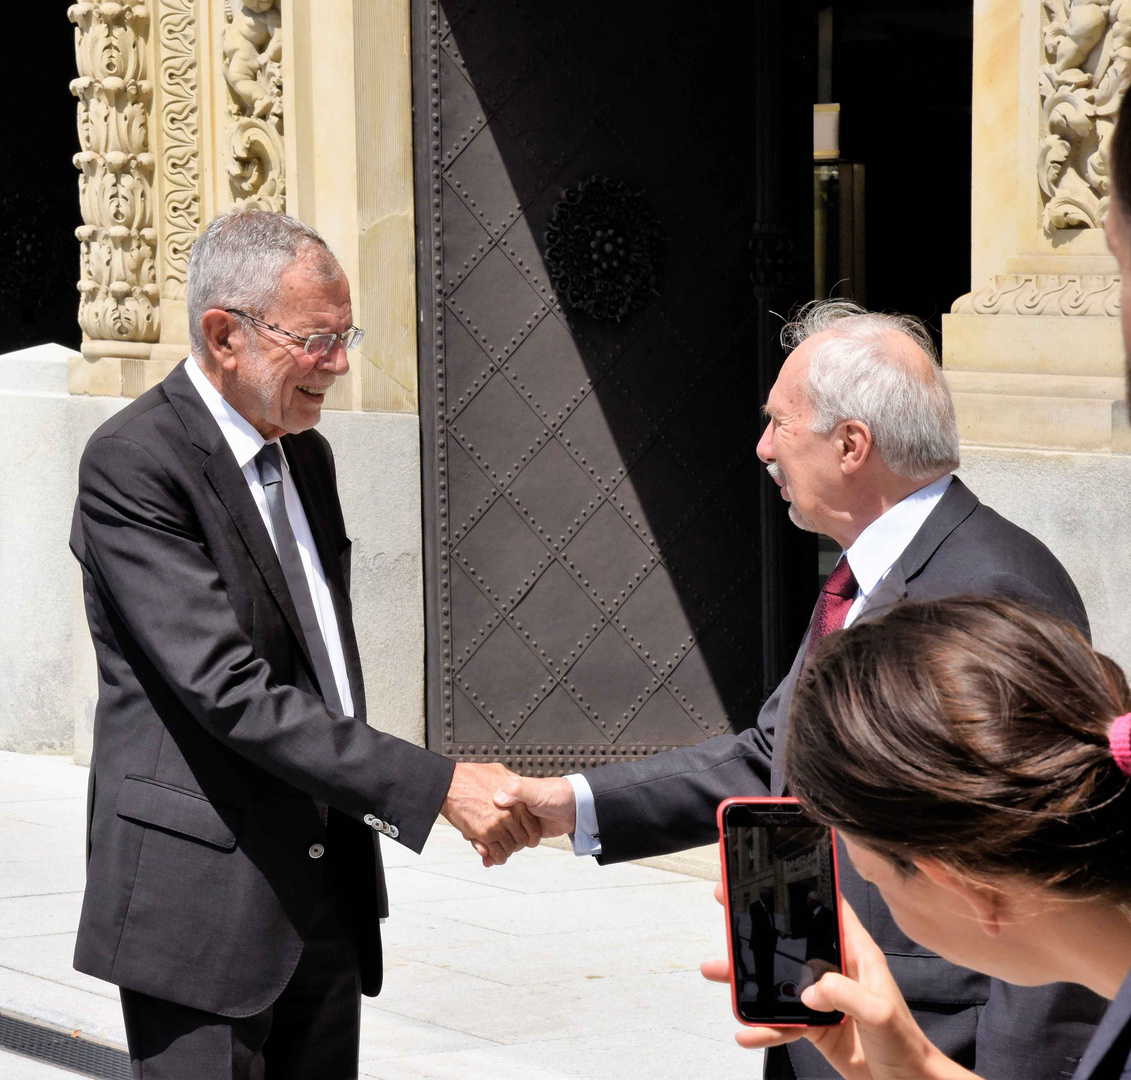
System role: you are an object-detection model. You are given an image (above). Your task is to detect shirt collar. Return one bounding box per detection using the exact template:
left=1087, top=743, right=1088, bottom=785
left=843, top=474, right=953, bottom=595
left=185, top=356, right=288, bottom=473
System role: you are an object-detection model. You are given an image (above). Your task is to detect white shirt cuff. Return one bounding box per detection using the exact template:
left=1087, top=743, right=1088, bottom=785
left=564, top=773, right=603, bottom=856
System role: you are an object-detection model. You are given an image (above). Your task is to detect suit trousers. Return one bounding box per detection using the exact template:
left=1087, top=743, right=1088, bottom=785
left=120, top=868, right=362, bottom=1080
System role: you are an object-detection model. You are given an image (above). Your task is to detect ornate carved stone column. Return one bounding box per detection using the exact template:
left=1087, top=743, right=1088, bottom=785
left=68, top=0, right=160, bottom=391
left=942, top=0, right=1130, bottom=452
left=148, top=0, right=202, bottom=373
left=223, top=0, right=285, bottom=212
left=66, top=0, right=417, bottom=419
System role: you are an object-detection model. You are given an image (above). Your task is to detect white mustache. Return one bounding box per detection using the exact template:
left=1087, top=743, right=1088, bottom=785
left=766, top=462, right=783, bottom=484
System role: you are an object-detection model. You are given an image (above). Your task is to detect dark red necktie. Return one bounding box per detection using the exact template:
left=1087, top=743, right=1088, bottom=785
left=806, top=557, right=859, bottom=656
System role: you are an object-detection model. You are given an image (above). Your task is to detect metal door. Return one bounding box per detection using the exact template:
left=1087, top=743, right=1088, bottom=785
left=414, top=0, right=816, bottom=774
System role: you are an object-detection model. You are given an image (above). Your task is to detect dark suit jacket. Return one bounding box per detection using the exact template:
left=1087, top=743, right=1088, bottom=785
left=583, top=477, right=1105, bottom=1078
left=69, top=360, right=456, bottom=1019
left=749, top=900, right=777, bottom=966
left=1074, top=972, right=1131, bottom=1080
left=805, top=906, right=837, bottom=966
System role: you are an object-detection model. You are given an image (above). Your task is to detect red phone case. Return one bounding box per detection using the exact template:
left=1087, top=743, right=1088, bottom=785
left=716, top=795, right=847, bottom=1028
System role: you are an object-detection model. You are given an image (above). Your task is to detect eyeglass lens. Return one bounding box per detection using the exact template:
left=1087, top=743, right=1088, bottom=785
left=305, top=328, right=364, bottom=357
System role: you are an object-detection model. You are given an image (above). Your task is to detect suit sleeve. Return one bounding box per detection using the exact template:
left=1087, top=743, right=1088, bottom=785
left=583, top=682, right=781, bottom=864
left=74, top=433, right=454, bottom=853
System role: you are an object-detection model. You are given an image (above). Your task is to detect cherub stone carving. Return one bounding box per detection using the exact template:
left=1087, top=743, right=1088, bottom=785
left=223, top=0, right=282, bottom=122
left=1039, top=0, right=1129, bottom=231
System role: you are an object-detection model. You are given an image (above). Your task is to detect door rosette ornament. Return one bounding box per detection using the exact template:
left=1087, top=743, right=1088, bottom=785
left=544, top=176, right=663, bottom=321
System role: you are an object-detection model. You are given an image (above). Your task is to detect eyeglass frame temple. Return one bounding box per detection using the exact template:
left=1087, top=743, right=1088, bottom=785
left=224, top=309, right=365, bottom=354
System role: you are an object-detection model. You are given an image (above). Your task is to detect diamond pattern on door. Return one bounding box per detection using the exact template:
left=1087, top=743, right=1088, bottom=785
left=508, top=439, right=603, bottom=553
left=508, top=562, right=607, bottom=675
left=446, top=246, right=550, bottom=362
left=451, top=497, right=552, bottom=614
left=418, top=0, right=782, bottom=774
left=563, top=625, right=660, bottom=739
left=456, top=622, right=552, bottom=739
left=501, top=316, right=590, bottom=427
left=561, top=502, right=657, bottom=616
left=449, top=373, right=551, bottom=485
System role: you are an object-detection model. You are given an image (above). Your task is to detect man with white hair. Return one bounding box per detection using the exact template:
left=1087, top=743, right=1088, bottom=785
left=496, top=300, right=1103, bottom=1078
left=70, top=209, right=539, bottom=1078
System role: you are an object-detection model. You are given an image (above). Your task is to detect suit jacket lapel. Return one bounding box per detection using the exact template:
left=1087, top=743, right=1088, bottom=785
left=1072, top=973, right=1131, bottom=1079
left=769, top=630, right=813, bottom=796
left=854, top=476, right=980, bottom=626
left=162, top=361, right=316, bottom=678
left=283, top=434, right=366, bottom=722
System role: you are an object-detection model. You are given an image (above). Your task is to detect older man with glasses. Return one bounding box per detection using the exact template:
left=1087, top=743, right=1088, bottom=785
left=68, top=209, right=540, bottom=1079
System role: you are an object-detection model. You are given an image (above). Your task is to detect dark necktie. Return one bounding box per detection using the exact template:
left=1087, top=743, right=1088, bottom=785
left=805, top=556, right=859, bottom=657
left=255, top=442, right=344, bottom=715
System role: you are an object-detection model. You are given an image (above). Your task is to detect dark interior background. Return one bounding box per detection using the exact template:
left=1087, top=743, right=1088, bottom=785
left=415, top=0, right=976, bottom=768
left=2, top=7, right=82, bottom=353
left=832, top=1, right=974, bottom=346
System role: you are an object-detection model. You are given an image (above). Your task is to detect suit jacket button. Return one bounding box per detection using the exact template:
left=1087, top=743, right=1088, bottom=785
left=363, top=814, right=377, bottom=827
left=387, top=825, right=399, bottom=838
left=308, top=843, right=325, bottom=859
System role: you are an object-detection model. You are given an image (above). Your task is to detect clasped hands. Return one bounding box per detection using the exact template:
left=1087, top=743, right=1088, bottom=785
left=440, top=765, right=578, bottom=866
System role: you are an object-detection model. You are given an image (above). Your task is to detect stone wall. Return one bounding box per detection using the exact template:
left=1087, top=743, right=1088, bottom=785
left=0, top=345, right=424, bottom=758
left=0, top=346, right=124, bottom=755
left=958, top=447, right=1131, bottom=674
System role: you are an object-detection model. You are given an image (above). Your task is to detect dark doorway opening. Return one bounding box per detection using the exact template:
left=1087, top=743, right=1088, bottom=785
left=2, top=9, right=82, bottom=353
left=824, top=2, right=974, bottom=346
left=413, top=1, right=973, bottom=770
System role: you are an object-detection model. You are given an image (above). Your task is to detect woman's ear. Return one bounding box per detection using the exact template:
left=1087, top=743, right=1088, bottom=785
left=915, top=857, right=1003, bottom=936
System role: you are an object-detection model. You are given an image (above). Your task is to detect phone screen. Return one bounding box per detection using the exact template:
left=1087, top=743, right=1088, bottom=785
left=720, top=799, right=844, bottom=1026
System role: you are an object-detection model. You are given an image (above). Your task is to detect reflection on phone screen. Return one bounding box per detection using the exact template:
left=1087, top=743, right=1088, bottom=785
left=724, top=818, right=841, bottom=1024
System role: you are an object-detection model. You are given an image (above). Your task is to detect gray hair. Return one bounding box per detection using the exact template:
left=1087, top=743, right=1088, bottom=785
left=186, top=209, right=341, bottom=357
left=780, top=299, right=960, bottom=479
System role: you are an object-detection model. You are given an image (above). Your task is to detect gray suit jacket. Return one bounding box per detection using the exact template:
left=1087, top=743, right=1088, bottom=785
left=584, top=478, right=1104, bottom=1078
left=70, top=361, right=456, bottom=1018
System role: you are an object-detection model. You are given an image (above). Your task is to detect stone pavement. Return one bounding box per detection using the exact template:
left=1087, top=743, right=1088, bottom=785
left=0, top=752, right=762, bottom=1078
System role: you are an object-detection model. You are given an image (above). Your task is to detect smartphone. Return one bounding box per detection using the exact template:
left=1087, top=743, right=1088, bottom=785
left=717, top=796, right=845, bottom=1027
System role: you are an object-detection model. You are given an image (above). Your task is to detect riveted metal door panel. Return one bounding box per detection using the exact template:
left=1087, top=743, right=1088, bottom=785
left=414, top=1, right=816, bottom=774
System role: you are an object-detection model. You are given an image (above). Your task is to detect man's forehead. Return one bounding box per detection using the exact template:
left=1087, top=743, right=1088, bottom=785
left=272, top=262, right=352, bottom=322
left=766, top=341, right=814, bottom=413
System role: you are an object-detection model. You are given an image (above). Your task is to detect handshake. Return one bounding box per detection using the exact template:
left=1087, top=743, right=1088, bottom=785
left=439, top=763, right=576, bottom=866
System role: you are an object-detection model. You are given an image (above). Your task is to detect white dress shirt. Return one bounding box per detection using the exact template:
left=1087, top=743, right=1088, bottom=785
left=185, top=356, right=354, bottom=717
left=566, top=473, right=954, bottom=856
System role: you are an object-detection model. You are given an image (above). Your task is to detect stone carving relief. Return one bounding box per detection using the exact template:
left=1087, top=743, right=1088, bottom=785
left=1039, top=0, right=1131, bottom=233
left=158, top=0, right=200, bottom=300
left=950, top=273, right=1121, bottom=315
left=223, top=1, right=285, bottom=212
left=69, top=0, right=160, bottom=343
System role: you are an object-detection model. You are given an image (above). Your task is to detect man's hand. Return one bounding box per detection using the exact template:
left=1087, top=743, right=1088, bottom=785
left=441, top=763, right=541, bottom=866
left=493, top=775, right=577, bottom=847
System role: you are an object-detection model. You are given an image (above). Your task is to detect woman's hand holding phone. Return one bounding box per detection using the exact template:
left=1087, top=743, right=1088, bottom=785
left=702, top=886, right=982, bottom=1080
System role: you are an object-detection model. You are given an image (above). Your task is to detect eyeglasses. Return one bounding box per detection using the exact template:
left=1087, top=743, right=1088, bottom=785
left=225, top=309, right=365, bottom=359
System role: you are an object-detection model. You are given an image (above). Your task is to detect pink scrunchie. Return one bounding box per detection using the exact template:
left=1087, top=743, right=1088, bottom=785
left=1110, top=713, right=1131, bottom=777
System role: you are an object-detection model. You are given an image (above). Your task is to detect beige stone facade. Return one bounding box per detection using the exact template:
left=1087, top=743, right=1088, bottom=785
left=25, top=0, right=1130, bottom=760
left=67, top=0, right=419, bottom=414
left=943, top=0, right=1129, bottom=452
left=57, top=1, right=427, bottom=760
left=65, top=1, right=1131, bottom=442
